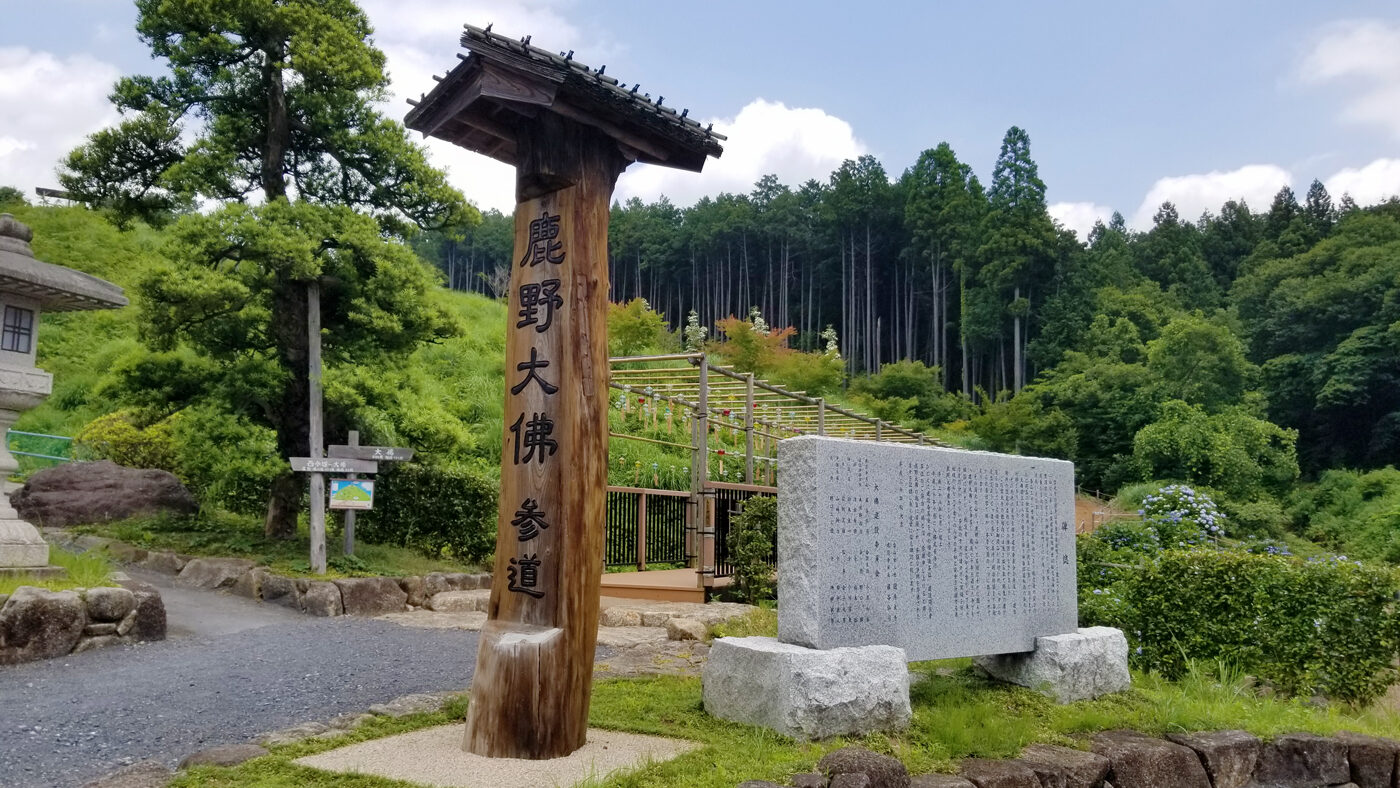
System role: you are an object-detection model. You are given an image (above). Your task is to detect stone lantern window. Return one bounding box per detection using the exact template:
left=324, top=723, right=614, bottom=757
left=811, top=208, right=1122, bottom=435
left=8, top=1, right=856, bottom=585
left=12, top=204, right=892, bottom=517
left=0, top=214, right=126, bottom=577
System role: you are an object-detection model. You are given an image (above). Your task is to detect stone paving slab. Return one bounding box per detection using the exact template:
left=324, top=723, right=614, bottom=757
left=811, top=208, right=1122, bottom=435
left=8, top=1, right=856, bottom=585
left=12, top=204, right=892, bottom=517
left=594, top=641, right=710, bottom=678
left=596, top=626, right=668, bottom=648
left=379, top=610, right=488, bottom=631
left=294, top=725, right=700, bottom=788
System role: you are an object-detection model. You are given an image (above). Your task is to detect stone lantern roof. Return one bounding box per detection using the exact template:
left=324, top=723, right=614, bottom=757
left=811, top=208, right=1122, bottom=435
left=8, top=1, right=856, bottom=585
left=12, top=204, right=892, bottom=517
left=0, top=214, right=127, bottom=311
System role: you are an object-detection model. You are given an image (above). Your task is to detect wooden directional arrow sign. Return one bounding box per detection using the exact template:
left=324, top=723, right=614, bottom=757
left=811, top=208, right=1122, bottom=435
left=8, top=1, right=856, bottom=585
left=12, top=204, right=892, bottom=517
left=327, top=445, right=415, bottom=462
left=290, top=457, right=379, bottom=474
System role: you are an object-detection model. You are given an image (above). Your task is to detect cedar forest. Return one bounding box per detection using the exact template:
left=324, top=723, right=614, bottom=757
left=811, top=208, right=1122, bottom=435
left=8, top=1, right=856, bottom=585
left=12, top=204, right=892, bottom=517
left=420, top=130, right=1400, bottom=509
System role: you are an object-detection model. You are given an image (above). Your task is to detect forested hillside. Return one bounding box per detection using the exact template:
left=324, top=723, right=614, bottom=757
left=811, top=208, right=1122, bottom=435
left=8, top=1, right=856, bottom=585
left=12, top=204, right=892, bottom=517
left=418, top=128, right=1400, bottom=496
left=11, top=121, right=1400, bottom=567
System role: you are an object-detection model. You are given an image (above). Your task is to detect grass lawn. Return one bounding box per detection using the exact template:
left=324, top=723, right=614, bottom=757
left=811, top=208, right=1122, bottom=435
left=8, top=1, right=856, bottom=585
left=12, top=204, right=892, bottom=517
left=0, top=546, right=114, bottom=595
left=74, top=511, right=484, bottom=579
left=168, top=658, right=1400, bottom=788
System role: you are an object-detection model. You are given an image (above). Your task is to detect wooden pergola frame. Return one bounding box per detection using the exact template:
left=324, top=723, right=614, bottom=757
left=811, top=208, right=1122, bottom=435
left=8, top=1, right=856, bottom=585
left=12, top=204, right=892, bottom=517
left=609, top=351, right=948, bottom=485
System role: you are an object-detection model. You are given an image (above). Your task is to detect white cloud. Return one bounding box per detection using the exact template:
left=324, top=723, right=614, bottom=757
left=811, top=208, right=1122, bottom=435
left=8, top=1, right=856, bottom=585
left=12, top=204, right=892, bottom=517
left=1132, top=164, right=1292, bottom=228
left=1301, top=20, right=1400, bottom=139
left=616, top=99, right=867, bottom=207
left=0, top=48, right=119, bottom=196
left=1048, top=201, right=1113, bottom=240
left=1325, top=158, right=1400, bottom=206
left=360, top=5, right=864, bottom=213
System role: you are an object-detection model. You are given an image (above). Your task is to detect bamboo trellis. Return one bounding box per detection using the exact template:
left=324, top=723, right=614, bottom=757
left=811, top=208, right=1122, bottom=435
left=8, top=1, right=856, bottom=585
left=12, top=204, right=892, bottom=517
left=608, top=352, right=949, bottom=487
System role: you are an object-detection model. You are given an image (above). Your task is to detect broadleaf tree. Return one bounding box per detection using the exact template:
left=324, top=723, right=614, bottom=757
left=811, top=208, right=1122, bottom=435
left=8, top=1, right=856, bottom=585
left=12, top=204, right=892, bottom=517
left=61, top=0, right=477, bottom=537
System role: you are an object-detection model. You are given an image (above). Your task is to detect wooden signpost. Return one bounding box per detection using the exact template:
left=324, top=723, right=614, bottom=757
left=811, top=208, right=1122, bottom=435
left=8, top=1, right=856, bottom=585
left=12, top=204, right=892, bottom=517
left=290, top=434, right=414, bottom=561
left=407, top=25, right=723, bottom=760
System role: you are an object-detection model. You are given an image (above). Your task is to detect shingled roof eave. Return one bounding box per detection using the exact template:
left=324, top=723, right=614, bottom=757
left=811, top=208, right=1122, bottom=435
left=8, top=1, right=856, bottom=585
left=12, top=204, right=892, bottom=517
left=405, top=23, right=724, bottom=170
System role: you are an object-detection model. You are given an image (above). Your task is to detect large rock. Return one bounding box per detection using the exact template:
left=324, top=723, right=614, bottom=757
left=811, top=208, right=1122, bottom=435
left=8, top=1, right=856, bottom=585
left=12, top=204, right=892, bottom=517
left=302, top=581, right=343, bottom=617
left=422, top=572, right=454, bottom=597
left=397, top=575, right=425, bottom=607
left=137, top=550, right=186, bottom=574
left=230, top=568, right=266, bottom=599
left=334, top=577, right=408, bottom=616
left=116, top=578, right=167, bottom=642
left=84, top=586, right=135, bottom=622
left=818, top=747, right=910, bottom=788
left=1091, top=730, right=1211, bottom=788
left=1019, top=743, right=1111, bottom=788
left=666, top=617, right=707, bottom=641
left=0, top=586, right=86, bottom=664
left=601, top=606, right=643, bottom=627
left=177, top=557, right=255, bottom=590
left=974, top=627, right=1130, bottom=703
left=261, top=573, right=303, bottom=611
left=1253, top=732, right=1349, bottom=788
left=702, top=636, right=910, bottom=740
left=958, top=759, right=1039, bottom=788
left=12, top=460, right=197, bottom=527
left=426, top=589, right=491, bottom=612
left=1335, top=732, right=1400, bottom=788
left=1164, top=730, right=1260, bottom=788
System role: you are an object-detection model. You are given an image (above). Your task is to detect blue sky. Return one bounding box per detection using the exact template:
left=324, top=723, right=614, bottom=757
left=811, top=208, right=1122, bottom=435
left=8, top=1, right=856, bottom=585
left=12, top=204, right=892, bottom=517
left=4, top=1, right=1399, bottom=237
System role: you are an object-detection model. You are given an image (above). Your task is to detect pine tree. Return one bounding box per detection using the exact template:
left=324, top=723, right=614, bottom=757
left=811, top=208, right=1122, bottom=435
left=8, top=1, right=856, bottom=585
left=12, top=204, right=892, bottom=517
left=60, top=0, right=473, bottom=537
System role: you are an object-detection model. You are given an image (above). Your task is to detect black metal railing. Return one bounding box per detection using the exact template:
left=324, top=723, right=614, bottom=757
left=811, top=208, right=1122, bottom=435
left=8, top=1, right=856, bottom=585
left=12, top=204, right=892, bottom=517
left=603, top=486, right=691, bottom=569
left=709, top=482, right=776, bottom=578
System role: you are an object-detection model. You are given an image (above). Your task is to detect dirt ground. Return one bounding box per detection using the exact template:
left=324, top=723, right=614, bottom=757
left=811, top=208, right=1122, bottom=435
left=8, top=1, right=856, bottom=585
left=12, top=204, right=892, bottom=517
left=1075, top=495, right=1136, bottom=534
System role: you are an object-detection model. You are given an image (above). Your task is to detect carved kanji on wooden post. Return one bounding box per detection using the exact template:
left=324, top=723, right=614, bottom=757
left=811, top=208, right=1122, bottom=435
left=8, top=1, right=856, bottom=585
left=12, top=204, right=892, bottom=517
left=406, top=25, right=723, bottom=760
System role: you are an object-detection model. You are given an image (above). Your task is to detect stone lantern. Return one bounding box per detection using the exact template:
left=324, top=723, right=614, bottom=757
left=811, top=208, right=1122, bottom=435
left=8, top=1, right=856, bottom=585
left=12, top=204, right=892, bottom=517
left=0, top=214, right=126, bottom=577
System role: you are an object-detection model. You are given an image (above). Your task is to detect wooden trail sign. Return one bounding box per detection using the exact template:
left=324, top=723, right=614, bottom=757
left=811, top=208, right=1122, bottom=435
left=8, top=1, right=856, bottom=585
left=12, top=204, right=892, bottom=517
left=327, top=445, right=415, bottom=462
left=407, top=25, right=723, bottom=760
left=290, top=457, right=379, bottom=474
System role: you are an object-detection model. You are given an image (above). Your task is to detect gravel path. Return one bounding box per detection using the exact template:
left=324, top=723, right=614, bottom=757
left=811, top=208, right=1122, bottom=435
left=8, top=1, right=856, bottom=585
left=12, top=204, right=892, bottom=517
left=1, top=617, right=485, bottom=787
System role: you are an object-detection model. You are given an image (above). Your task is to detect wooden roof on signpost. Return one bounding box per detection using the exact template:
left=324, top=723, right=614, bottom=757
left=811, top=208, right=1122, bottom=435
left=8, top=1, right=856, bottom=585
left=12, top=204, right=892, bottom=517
left=405, top=23, right=725, bottom=172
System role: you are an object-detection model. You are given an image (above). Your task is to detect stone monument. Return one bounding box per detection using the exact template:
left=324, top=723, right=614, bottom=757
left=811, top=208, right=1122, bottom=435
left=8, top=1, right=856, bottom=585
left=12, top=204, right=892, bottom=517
left=704, top=436, right=1129, bottom=739
left=0, top=214, right=127, bottom=577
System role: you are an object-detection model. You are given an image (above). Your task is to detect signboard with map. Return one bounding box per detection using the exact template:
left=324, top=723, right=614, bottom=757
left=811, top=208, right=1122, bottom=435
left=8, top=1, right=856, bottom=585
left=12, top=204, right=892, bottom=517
left=329, top=479, right=375, bottom=510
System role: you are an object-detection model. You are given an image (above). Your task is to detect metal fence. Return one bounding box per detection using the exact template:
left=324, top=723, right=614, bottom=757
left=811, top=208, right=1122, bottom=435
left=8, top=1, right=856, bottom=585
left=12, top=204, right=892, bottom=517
left=708, top=481, right=776, bottom=578
left=603, top=486, right=691, bottom=569
left=7, top=429, right=72, bottom=469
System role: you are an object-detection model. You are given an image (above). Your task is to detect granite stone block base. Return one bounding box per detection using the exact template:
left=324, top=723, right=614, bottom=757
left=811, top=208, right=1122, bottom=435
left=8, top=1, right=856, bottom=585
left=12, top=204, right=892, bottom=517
left=973, top=626, right=1130, bottom=703
left=702, top=636, right=911, bottom=740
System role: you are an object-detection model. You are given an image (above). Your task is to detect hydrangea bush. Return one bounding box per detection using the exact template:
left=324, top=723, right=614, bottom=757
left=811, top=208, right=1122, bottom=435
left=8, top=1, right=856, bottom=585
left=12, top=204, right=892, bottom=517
left=1139, top=484, right=1224, bottom=548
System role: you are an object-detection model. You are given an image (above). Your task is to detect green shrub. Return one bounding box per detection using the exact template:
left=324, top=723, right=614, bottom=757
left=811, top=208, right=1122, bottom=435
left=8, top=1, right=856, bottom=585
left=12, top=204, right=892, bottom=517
left=728, top=495, right=777, bottom=604
left=73, top=409, right=181, bottom=473
left=358, top=461, right=497, bottom=564
left=1220, top=496, right=1290, bottom=539
left=1130, top=400, right=1299, bottom=500
left=1091, top=519, right=1160, bottom=555
left=1287, top=467, right=1400, bottom=563
left=168, top=406, right=283, bottom=515
left=1098, top=550, right=1400, bottom=704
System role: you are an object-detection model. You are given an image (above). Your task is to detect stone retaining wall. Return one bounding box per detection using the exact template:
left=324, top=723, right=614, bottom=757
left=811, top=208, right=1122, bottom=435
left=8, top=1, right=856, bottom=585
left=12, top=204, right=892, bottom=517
left=0, top=576, right=166, bottom=665
left=58, top=533, right=491, bottom=618
left=741, top=729, right=1400, bottom=788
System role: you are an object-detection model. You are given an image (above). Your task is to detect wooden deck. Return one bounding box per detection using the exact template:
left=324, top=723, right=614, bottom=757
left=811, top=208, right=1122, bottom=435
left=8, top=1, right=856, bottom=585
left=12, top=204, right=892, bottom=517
left=598, top=568, right=730, bottom=603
